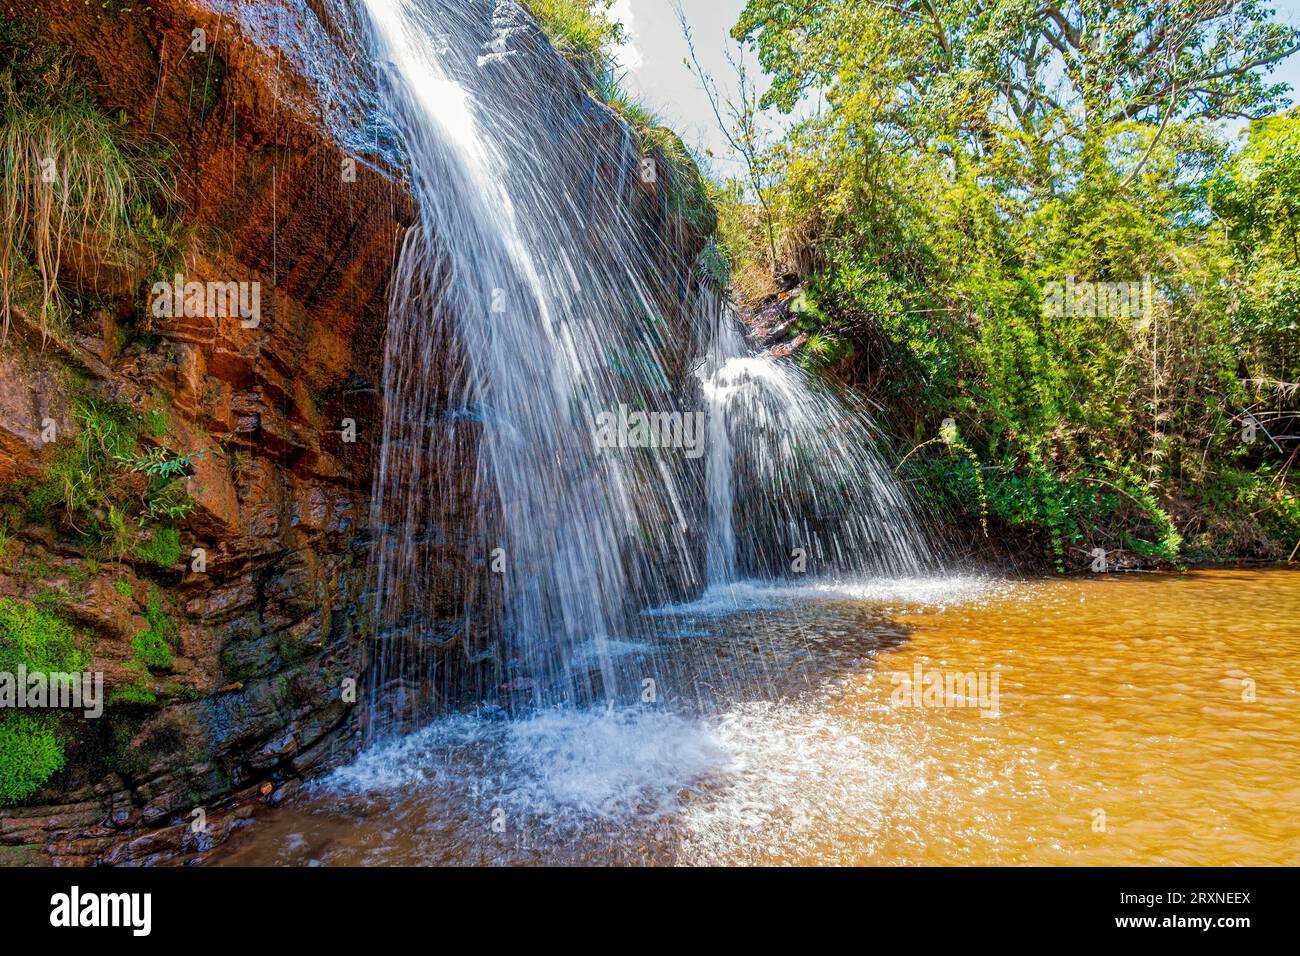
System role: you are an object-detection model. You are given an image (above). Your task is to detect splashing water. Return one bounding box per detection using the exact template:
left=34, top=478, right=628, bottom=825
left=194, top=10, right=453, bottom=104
left=213, top=571, right=1300, bottom=866
left=356, top=0, right=935, bottom=734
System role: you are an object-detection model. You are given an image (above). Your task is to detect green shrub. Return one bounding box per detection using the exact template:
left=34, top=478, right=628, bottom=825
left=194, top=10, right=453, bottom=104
left=519, top=0, right=623, bottom=75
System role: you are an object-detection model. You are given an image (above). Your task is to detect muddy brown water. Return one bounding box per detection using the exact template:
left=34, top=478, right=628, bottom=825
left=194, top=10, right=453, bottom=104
left=210, top=569, right=1300, bottom=865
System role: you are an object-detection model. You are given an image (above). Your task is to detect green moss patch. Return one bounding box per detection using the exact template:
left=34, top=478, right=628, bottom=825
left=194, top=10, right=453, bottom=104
left=0, top=713, right=64, bottom=803
left=0, top=597, right=86, bottom=804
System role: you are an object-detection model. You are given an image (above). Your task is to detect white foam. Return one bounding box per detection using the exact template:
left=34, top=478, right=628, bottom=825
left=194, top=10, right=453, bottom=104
left=502, top=707, right=729, bottom=818
left=677, top=698, right=926, bottom=863
left=325, top=705, right=729, bottom=821
left=645, top=575, right=1003, bottom=617
left=322, top=693, right=932, bottom=864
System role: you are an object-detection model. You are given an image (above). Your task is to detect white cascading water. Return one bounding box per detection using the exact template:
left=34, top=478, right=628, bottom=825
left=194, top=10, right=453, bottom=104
left=698, top=305, right=929, bottom=593
left=355, top=0, right=935, bottom=731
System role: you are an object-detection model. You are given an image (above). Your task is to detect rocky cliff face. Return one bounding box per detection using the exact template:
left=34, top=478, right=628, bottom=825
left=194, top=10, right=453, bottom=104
left=0, top=0, right=706, bottom=865
left=0, top=0, right=405, bottom=865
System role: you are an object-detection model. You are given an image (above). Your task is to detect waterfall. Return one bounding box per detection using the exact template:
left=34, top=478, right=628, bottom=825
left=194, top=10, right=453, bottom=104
left=360, top=0, right=705, bottom=721
left=698, top=294, right=928, bottom=589
left=355, top=0, right=933, bottom=727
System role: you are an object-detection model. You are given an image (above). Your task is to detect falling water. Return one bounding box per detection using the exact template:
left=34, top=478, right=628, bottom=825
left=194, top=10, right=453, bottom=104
left=360, top=0, right=707, bottom=720
left=698, top=301, right=929, bottom=590
left=356, top=0, right=934, bottom=729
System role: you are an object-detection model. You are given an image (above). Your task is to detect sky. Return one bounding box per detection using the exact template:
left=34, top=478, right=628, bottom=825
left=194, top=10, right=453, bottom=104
left=611, top=0, right=758, bottom=176
left=612, top=0, right=1300, bottom=177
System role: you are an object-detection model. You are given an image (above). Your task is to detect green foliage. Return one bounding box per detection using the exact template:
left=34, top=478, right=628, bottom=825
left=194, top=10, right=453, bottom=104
left=1208, top=109, right=1300, bottom=361
left=0, top=713, right=64, bottom=803
left=107, top=666, right=156, bottom=707
left=719, top=2, right=1300, bottom=566
left=115, top=445, right=193, bottom=480
left=9, top=391, right=194, bottom=562
left=0, top=12, right=81, bottom=113
left=143, top=408, right=168, bottom=437
left=0, top=597, right=83, bottom=804
left=118, top=587, right=176, bottom=705
left=134, top=525, right=181, bottom=568
left=0, top=596, right=85, bottom=675
left=130, top=634, right=170, bottom=670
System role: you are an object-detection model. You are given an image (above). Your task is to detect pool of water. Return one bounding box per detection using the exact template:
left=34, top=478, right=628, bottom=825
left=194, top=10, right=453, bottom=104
left=210, top=568, right=1300, bottom=865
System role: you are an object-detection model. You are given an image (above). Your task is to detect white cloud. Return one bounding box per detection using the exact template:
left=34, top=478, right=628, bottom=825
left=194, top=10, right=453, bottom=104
left=608, top=0, right=644, bottom=72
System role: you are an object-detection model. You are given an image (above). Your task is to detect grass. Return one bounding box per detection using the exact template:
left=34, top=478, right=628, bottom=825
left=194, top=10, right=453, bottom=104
left=518, top=0, right=623, bottom=77
left=7, top=390, right=194, bottom=563
left=0, top=13, right=178, bottom=343
left=594, top=70, right=660, bottom=129
left=0, top=103, right=173, bottom=342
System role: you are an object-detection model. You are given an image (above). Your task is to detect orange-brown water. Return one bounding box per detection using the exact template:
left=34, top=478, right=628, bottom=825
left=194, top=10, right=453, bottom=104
left=212, top=569, right=1300, bottom=866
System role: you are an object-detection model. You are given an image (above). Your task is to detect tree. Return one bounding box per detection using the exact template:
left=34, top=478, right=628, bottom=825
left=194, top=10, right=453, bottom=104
left=733, top=0, right=1299, bottom=193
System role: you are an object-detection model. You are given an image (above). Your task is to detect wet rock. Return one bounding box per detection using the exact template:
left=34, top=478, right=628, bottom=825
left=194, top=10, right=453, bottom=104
left=0, top=0, right=383, bottom=865
left=769, top=333, right=809, bottom=359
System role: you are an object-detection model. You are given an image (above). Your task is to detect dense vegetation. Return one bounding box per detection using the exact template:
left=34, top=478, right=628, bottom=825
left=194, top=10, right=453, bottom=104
left=0, top=12, right=182, bottom=346
left=708, top=0, right=1300, bottom=568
